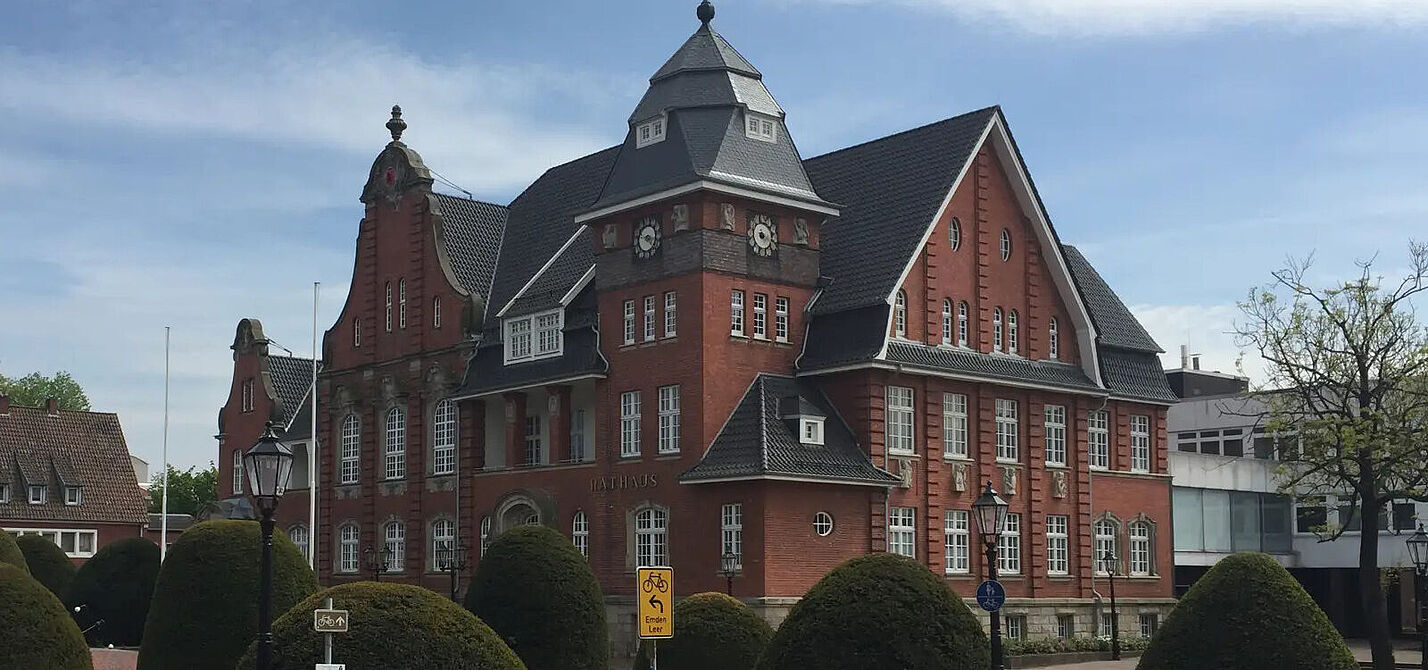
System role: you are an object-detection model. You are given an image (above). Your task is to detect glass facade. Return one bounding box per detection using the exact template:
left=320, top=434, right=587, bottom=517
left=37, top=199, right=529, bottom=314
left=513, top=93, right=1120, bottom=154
left=1173, top=487, right=1292, bottom=553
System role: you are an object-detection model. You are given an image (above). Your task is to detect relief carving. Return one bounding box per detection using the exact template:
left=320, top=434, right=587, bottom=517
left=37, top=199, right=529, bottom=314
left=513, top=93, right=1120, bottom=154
left=1001, top=465, right=1018, bottom=496
left=504, top=398, right=516, bottom=424
left=952, top=462, right=968, bottom=492
left=602, top=223, right=618, bottom=250
left=1052, top=470, right=1068, bottom=498
left=379, top=376, right=398, bottom=402
left=547, top=394, right=560, bottom=417
left=672, top=204, right=690, bottom=231
left=720, top=203, right=736, bottom=230
left=792, top=217, right=809, bottom=244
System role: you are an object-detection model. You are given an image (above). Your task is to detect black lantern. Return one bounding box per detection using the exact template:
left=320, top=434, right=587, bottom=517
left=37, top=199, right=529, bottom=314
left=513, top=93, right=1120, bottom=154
left=1408, top=524, right=1428, bottom=573
left=719, top=551, right=740, bottom=595
left=972, top=481, right=1009, bottom=543
left=1101, top=549, right=1121, bottom=661
left=437, top=542, right=472, bottom=601
left=243, top=422, right=294, bottom=515
left=1407, top=523, right=1428, bottom=670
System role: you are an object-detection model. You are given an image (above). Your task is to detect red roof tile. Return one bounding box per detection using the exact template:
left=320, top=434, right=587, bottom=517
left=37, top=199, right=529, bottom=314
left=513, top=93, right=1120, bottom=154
left=0, top=403, right=148, bottom=525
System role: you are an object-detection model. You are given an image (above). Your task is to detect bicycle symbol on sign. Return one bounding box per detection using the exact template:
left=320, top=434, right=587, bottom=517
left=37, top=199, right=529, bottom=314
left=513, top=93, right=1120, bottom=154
left=317, top=614, right=337, bottom=628
left=642, top=573, right=669, bottom=594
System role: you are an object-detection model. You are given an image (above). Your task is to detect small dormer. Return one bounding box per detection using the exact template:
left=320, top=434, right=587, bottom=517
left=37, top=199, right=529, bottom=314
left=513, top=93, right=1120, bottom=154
left=779, top=395, right=826, bottom=446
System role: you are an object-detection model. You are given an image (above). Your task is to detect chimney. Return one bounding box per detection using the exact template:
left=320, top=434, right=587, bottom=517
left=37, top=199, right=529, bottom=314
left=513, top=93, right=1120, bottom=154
left=0, top=394, right=9, bottom=415
left=45, top=397, right=59, bottom=416
left=1180, top=345, right=1190, bottom=370
left=1192, top=355, right=1201, bottom=371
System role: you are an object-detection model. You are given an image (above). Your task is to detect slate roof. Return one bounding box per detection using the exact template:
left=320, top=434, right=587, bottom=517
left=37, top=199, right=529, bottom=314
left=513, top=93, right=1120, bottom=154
left=797, top=304, right=890, bottom=371
left=505, top=229, right=595, bottom=317
left=0, top=404, right=148, bottom=525
left=884, top=342, right=1102, bottom=393
left=433, top=192, right=508, bottom=303
left=1100, top=349, right=1179, bottom=403
left=651, top=24, right=761, bottom=83
left=457, top=286, right=607, bottom=398
left=682, top=375, right=899, bottom=486
left=281, top=394, right=315, bottom=440
left=267, top=355, right=319, bottom=427
left=1061, top=245, right=1161, bottom=353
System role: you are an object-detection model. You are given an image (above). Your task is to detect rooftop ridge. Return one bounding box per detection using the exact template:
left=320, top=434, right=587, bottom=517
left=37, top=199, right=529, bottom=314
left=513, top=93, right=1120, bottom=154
left=805, top=105, right=1000, bottom=164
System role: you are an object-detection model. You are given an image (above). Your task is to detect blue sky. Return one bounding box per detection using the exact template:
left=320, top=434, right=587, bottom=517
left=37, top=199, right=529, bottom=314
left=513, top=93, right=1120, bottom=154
left=2, top=0, right=1426, bottom=472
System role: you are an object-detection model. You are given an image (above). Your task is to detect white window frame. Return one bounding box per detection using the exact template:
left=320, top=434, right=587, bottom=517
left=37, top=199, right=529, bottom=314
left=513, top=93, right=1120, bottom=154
left=643, top=295, right=656, bottom=342
left=338, top=523, right=359, bottom=573
left=620, top=391, right=641, bottom=457
left=636, top=116, right=667, bottom=148
left=1000, top=228, right=1012, bottom=261
left=1006, top=615, right=1026, bottom=641
left=623, top=299, right=636, bottom=345
left=949, top=217, right=961, bottom=251
left=944, top=510, right=969, bottom=574
left=1089, top=410, right=1110, bottom=470
left=995, top=399, right=1019, bottom=462
left=941, top=299, right=953, bottom=345
left=813, top=512, right=834, bottom=536
left=999, top=513, right=1021, bottom=575
left=385, top=282, right=393, bottom=332
left=1008, top=310, right=1019, bottom=355
left=722, top=503, right=743, bottom=568
left=1130, top=414, right=1152, bottom=473
left=658, top=385, right=681, bottom=454
left=1048, top=317, right=1059, bottom=359
left=894, top=290, right=907, bottom=338
left=635, top=506, right=669, bottom=566
left=888, top=506, right=916, bottom=558
left=524, top=415, right=544, bottom=465
left=752, top=293, right=767, bottom=339
left=64, top=486, right=81, bottom=506
left=1045, top=405, right=1067, bottom=467
left=664, top=291, right=677, bottom=338
left=1047, top=514, right=1069, bottom=575
left=572, top=511, right=589, bottom=558
left=942, top=393, right=968, bottom=459
left=1129, top=520, right=1153, bottom=576
left=385, top=407, right=406, bottom=480
left=775, top=296, right=789, bottom=343
left=340, top=414, right=360, bottom=484
left=504, top=309, right=563, bottom=363
left=730, top=290, right=745, bottom=336
left=241, top=378, right=253, bottom=412
left=432, top=400, right=457, bottom=476
left=353, top=318, right=361, bottom=347
left=993, top=307, right=1004, bottom=351
left=398, top=278, right=407, bottom=329
left=29, top=484, right=46, bottom=504
left=289, top=524, right=309, bottom=560
left=571, top=409, right=588, bottom=462
left=383, top=521, right=405, bottom=573
left=1057, top=614, right=1075, bottom=640
left=745, top=111, right=777, bottom=142
left=480, top=516, right=491, bottom=556
left=433, top=295, right=442, bottom=329
left=430, top=518, right=455, bottom=571
left=1139, top=613, right=1159, bottom=638
left=801, top=417, right=825, bottom=445
left=1094, top=517, right=1119, bottom=575
left=5, top=528, right=99, bottom=558
left=233, top=449, right=244, bottom=495
left=0, top=483, right=9, bottom=504
left=886, top=386, right=915, bottom=455
left=957, top=301, right=969, bottom=347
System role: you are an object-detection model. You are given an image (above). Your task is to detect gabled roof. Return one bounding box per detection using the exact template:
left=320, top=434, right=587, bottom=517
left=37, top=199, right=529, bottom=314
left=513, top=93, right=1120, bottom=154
left=0, top=404, right=148, bottom=525
left=456, top=285, right=607, bottom=399
left=504, top=228, right=595, bottom=318
left=433, top=192, right=508, bottom=304
left=266, top=355, right=319, bottom=427
left=682, top=374, right=899, bottom=486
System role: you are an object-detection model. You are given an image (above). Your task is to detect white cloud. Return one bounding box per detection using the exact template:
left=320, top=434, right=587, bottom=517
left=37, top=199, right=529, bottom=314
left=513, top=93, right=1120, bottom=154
left=799, top=0, right=1428, bottom=36
left=1129, top=303, right=1267, bottom=381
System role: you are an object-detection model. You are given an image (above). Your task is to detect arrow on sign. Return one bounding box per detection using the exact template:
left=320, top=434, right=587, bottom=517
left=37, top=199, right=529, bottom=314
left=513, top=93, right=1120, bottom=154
left=648, top=594, right=664, bottom=613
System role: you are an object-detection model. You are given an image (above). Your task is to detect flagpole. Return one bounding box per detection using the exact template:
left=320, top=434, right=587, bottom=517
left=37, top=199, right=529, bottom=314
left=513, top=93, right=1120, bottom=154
left=161, top=326, right=171, bottom=562
left=310, top=282, right=320, bottom=570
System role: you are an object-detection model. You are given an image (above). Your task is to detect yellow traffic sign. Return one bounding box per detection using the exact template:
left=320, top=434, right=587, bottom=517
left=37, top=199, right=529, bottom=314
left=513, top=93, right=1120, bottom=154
left=637, top=566, right=673, bottom=639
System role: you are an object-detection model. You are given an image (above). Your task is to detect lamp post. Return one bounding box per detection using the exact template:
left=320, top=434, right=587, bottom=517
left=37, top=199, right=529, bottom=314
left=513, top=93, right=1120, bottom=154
left=972, top=482, right=1009, bottom=670
left=718, top=551, right=740, bottom=596
left=1100, top=550, right=1121, bottom=661
left=364, top=545, right=392, bottom=582
left=438, top=542, right=472, bottom=602
left=1406, top=523, right=1428, bottom=670
left=243, top=422, right=295, bottom=670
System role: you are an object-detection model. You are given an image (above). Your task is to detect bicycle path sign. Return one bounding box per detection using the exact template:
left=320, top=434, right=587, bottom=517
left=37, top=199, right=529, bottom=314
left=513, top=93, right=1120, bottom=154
left=637, top=566, right=674, bottom=639
left=314, top=608, right=349, bottom=633
left=976, top=580, right=1006, bottom=612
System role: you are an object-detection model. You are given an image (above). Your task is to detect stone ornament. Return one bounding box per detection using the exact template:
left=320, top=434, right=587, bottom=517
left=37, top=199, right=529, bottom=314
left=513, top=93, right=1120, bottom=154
left=1001, top=465, right=1017, bottom=495
left=720, top=203, right=736, bottom=230
left=602, top=223, right=618, bottom=250
left=505, top=398, right=516, bottom=424
left=952, top=462, right=968, bottom=492
left=1052, top=470, right=1068, bottom=498
left=792, top=217, right=809, bottom=244
left=672, top=204, right=690, bottom=231
left=547, top=394, right=560, bottom=416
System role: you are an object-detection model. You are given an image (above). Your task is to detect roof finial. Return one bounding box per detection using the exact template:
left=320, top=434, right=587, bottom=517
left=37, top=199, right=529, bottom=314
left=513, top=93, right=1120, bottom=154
left=697, top=0, right=715, bottom=26
left=386, top=105, right=407, bottom=143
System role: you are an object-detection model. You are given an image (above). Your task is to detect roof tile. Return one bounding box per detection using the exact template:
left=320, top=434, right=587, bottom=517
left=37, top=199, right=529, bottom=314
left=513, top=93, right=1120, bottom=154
left=0, top=405, right=148, bottom=525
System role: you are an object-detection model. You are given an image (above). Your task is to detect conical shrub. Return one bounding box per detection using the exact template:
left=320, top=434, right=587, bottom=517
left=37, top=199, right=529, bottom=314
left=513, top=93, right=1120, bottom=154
left=67, top=537, right=161, bottom=647
left=634, top=592, right=771, bottom=670
left=0, top=530, right=29, bottom=573
left=0, top=562, right=92, bottom=669
left=16, top=534, right=75, bottom=602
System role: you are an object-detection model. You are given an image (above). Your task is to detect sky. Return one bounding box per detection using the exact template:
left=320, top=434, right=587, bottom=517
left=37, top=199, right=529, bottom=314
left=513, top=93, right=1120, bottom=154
left=2, top=1, right=1426, bottom=474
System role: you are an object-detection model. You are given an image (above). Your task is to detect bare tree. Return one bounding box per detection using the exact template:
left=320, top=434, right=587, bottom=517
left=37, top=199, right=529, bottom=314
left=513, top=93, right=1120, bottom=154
left=1236, top=241, right=1428, bottom=670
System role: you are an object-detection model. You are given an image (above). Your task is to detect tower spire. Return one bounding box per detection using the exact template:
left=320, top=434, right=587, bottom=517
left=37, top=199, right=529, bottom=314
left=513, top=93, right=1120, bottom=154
left=697, top=0, right=715, bottom=27
left=386, top=105, right=407, bottom=143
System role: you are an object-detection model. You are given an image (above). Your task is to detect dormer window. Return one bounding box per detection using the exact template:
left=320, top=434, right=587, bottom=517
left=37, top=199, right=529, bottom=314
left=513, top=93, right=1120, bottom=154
left=636, top=116, right=666, bottom=148
left=64, top=486, right=82, bottom=506
left=29, top=484, right=46, bottom=504
left=801, top=418, right=825, bottom=446
left=0, top=483, right=9, bottom=503
left=504, top=309, right=563, bottom=364
left=745, top=112, right=777, bottom=143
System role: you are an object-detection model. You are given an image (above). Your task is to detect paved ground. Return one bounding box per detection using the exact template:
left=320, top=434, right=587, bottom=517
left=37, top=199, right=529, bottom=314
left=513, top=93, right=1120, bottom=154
left=90, top=648, right=137, bottom=670
left=1033, top=639, right=1422, bottom=669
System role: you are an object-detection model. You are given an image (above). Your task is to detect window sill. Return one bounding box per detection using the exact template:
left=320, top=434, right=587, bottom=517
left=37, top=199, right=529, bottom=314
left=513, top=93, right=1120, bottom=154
left=995, top=459, right=1020, bottom=466
left=1044, top=463, right=1069, bottom=470
left=943, top=455, right=972, bottom=462
left=1126, top=575, right=1159, bottom=581
left=1046, top=575, right=1073, bottom=581
left=888, top=451, right=917, bottom=459
left=655, top=453, right=681, bottom=460
left=944, top=572, right=974, bottom=579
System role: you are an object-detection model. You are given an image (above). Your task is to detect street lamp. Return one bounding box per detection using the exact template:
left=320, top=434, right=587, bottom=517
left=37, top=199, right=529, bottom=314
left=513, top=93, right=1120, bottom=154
left=364, top=545, right=392, bottom=582
left=1100, top=550, right=1121, bottom=661
left=972, top=482, right=1009, bottom=670
left=1406, top=523, right=1428, bottom=670
left=437, top=542, right=472, bottom=602
left=718, top=551, right=740, bottom=596
left=243, top=422, right=294, bottom=670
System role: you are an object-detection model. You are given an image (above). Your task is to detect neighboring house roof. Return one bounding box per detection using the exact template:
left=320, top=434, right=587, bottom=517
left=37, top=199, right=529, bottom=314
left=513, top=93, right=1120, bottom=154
left=682, top=374, right=899, bottom=486
left=0, top=404, right=148, bottom=525
left=267, top=355, right=320, bottom=428
left=433, top=192, right=509, bottom=304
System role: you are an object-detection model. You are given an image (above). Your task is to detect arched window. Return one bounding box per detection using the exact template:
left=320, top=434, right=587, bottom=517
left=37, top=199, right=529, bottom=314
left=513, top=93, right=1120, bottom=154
left=1000, top=228, right=1012, bottom=261
left=572, top=511, right=589, bottom=559
left=338, top=523, right=359, bottom=573
left=288, top=524, right=309, bottom=560
left=479, top=516, right=492, bottom=556
left=383, top=521, right=405, bottom=573
left=385, top=282, right=393, bottom=332
left=432, top=400, right=457, bottom=476
left=957, top=301, right=969, bottom=347
left=398, top=279, right=407, bottom=329
left=1129, top=519, right=1155, bottom=576
left=894, top=290, right=907, bottom=338
left=430, top=518, right=455, bottom=571
left=339, top=414, right=360, bottom=484
left=432, top=295, right=442, bottom=329
left=1007, top=310, right=1019, bottom=355
left=941, top=299, right=953, bottom=345
left=385, top=407, right=406, bottom=480
left=353, top=318, right=361, bottom=347
left=634, top=506, right=669, bottom=567
left=1094, top=516, right=1120, bottom=575
left=993, top=308, right=1004, bottom=352
left=948, top=217, right=961, bottom=251
left=1049, top=317, right=1059, bottom=360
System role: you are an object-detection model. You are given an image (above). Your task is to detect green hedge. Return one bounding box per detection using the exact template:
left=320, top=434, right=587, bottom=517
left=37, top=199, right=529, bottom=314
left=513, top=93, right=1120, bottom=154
left=66, top=537, right=160, bottom=647
left=757, top=553, right=989, bottom=670
left=465, top=524, right=608, bottom=670
left=16, top=534, right=76, bottom=602
left=633, top=592, right=771, bottom=670
left=236, top=581, right=527, bottom=670
left=0, top=562, right=92, bottom=670
left=1004, top=636, right=1152, bottom=656
left=136, top=520, right=319, bottom=670
left=0, top=531, right=29, bottom=573
left=1136, top=552, right=1355, bottom=670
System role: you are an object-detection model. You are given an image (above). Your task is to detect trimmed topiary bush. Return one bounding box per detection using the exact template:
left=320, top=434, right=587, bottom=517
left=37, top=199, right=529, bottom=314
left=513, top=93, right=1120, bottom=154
left=465, top=524, right=608, bottom=670
left=757, top=553, right=989, bottom=670
left=66, top=537, right=160, bottom=647
left=0, top=562, right=92, bottom=670
left=236, top=581, right=527, bottom=670
left=0, top=530, right=30, bottom=573
left=1136, top=552, right=1355, bottom=670
left=16, top=534, right=74, bottom=601
left=136, top=520, right=319, bottom=670
left=633, top=592, right=772, bottom=670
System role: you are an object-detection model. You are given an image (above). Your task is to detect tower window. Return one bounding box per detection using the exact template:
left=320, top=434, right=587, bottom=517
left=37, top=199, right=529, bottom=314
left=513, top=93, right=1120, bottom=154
left=636, top=116, right=666, bottom=148
left=745, top=112, right=777, bottom=143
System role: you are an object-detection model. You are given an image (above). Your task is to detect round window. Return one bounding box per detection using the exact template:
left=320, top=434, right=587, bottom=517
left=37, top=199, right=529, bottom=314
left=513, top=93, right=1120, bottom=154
left=949, top=217, right=961, bottom=251
left=813, top=512, right=834, bottom=537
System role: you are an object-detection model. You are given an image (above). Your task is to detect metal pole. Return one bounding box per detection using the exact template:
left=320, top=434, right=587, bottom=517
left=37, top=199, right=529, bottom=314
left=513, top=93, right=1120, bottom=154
left=309, top=282, right=319, bottom=570
left=1418, top=569, right=1426, bottom=670
left=650, top=639, right=657, bottom=670
left=257, top=511, right=276, bottom=670
left=726, top=574, right=733, bottom=596
left=1109, top=569, right=1120, bottom=661
left=324, top=597, right=334, bottom=664
left=160, top=326, right=170, bottom=561
left=987, top=540, right=1002, bottom=670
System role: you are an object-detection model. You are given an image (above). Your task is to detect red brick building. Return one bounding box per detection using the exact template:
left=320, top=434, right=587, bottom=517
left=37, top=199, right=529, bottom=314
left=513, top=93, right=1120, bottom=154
left=219, top=1, right=1177, bottom=652
left=1, top=395, right=149, bottom=564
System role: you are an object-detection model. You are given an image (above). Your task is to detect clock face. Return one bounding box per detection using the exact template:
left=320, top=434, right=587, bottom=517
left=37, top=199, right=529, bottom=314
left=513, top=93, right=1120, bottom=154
left=747, top=213, right=777, bottom=257
left=634, top=216, right=662, bottom=259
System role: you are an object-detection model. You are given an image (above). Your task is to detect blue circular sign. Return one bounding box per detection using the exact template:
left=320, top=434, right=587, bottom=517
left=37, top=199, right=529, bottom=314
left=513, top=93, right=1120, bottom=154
left=976, top=579, right=1006, bottom=612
